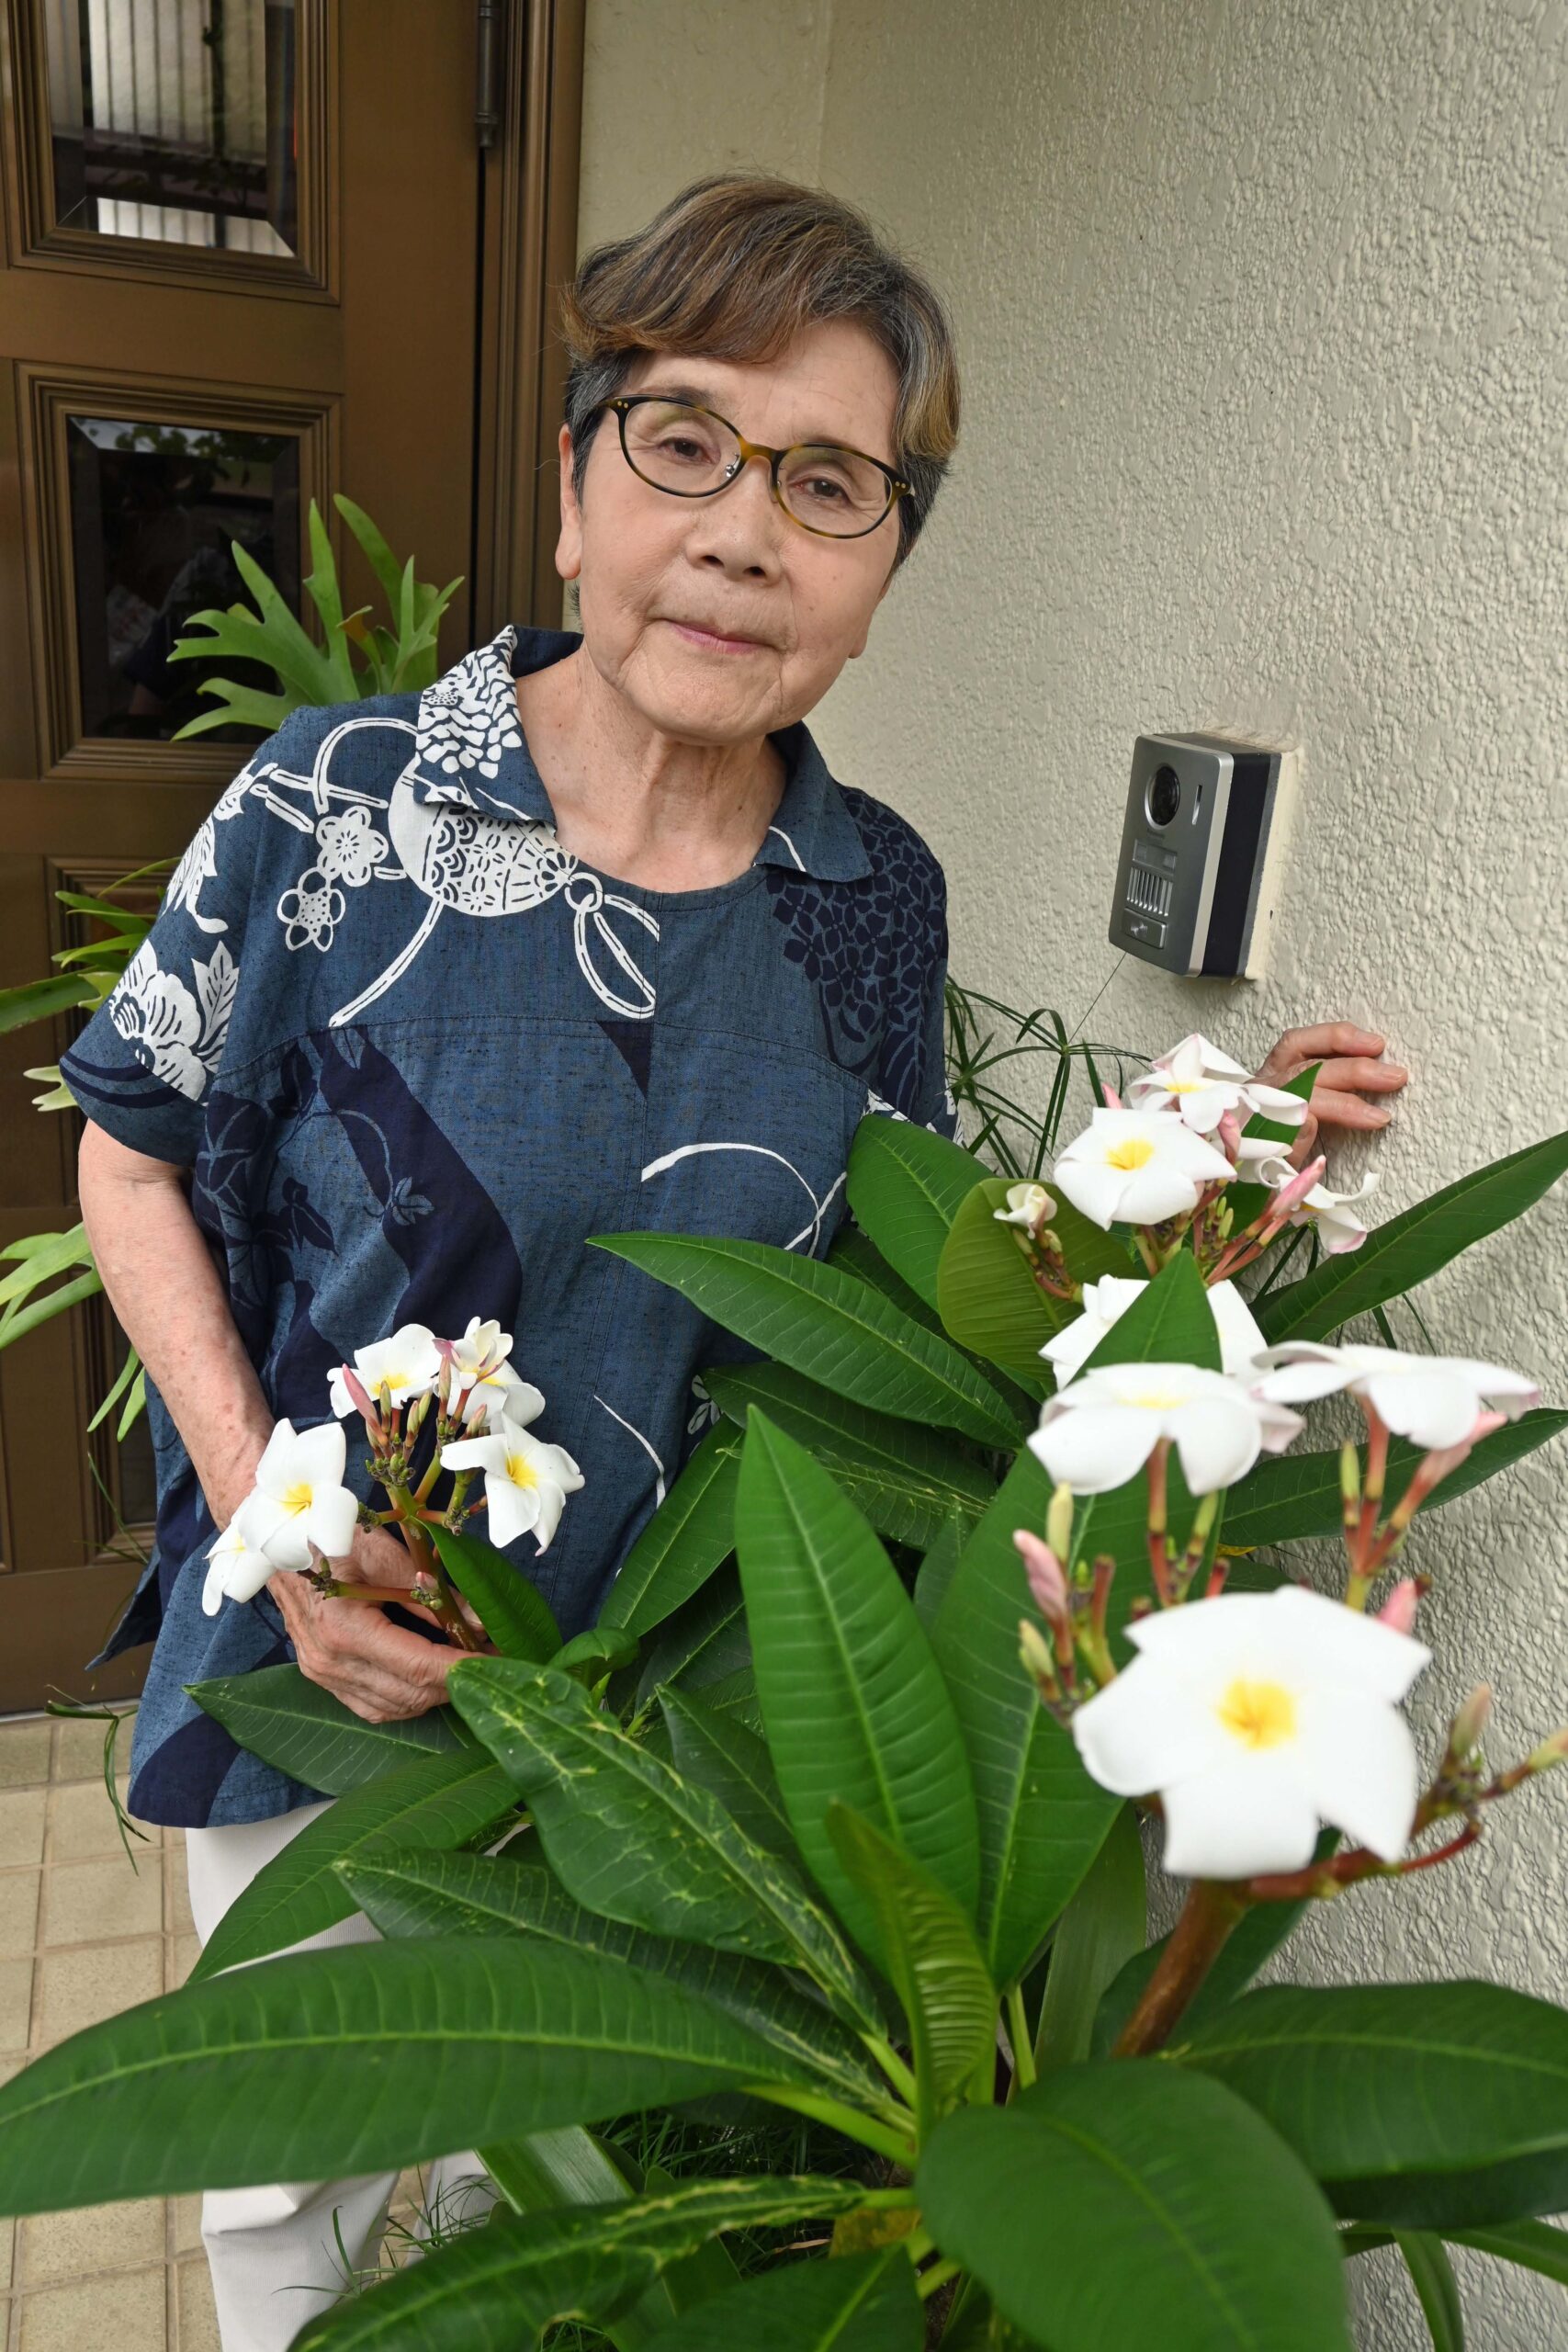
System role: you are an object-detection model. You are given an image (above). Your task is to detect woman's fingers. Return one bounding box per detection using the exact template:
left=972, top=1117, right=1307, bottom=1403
left=1253, top=1022, right=1390, bottom=1084
left=1252, top=1023, right=1408, bottom=1138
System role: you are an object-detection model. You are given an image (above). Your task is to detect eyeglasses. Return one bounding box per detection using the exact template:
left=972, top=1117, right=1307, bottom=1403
left=591, top=394, right=909, bottom=539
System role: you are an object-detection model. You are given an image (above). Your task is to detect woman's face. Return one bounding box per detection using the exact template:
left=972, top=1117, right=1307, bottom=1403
left=557, top=318, right=903, bottom=745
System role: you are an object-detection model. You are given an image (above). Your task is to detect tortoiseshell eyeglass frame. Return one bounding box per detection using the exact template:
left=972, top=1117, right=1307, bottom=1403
left=590, top=393, right=911, bottom=540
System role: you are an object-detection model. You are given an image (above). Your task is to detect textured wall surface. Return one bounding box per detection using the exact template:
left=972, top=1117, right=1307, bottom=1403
left=577, top=6, right=1568, bottom=2341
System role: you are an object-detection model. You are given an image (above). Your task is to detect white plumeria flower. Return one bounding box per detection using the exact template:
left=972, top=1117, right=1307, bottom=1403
left=251, top=1418, right=361, bottom=1561
left=329, top=1322, right=443, bottom=1417
left=201, top=1488, right=302, bottom=1615
left=1043, top=1275, right=1267, bottom=1386
left=439, top=1411, right=584, bottom=1552
left=993, top=1181, right=1055, bottom=1229
left=1029, top=1361, right=1303, bottom=1496
left=1249, top=1155, right=1378, bottom=1253
left=1051, top=1106, right=1234, bottom=1230
left=1128, top=1032, right=1309, bottom=1137
left=1071, top=1585, right=1431, bottom=1878
left=455, top=1361, right=546, bottom=1429
left=1250, top=1343, right=1540, bottom=1450
left=446, top=1316, right=513, bottom=1382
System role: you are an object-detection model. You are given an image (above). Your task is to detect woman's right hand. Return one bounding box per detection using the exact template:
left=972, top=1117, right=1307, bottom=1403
left=266, top=1524, right=464, bottom=1723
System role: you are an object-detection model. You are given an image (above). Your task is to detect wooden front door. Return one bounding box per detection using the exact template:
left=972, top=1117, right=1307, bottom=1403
left=0, top=0, right=581, bottom=1712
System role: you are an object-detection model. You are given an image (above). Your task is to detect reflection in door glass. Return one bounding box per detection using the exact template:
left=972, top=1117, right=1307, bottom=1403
left=46, top=0, right=298, bottom=255
left=67, top=414, right=300, bottom=741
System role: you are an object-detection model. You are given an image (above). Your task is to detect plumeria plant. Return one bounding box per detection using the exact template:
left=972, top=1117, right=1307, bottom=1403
left=0, top=1035, right=1565, bottom=2349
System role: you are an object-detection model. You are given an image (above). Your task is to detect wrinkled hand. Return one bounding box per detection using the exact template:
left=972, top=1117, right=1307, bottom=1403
left=267, top=1523, right=483, bottom=1724
left=1253, top=1023, right=1408, bottom=1168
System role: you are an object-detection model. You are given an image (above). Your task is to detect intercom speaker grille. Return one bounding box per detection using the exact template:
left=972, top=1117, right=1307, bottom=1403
left=1124, top=865, right=1173, bottom=918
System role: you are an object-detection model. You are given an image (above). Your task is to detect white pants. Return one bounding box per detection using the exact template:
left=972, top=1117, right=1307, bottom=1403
left=185, top=1797, right=497, bottom=2352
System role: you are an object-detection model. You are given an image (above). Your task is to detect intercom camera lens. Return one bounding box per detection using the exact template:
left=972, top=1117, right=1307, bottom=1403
left=1145, top=763, right=1182, bottom=828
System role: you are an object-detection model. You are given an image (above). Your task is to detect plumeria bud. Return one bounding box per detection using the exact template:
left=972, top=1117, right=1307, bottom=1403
left=1375, top=1578, right=1421, bottom=1636
left=994, top=1181, right=1056, bottom=1231
left=1046, top=1481, right=1075, bottom=1565
left=1524, top=1727, right=1568, bottom=1775
left=1447, top=1683, right=1494, bottom=1765
left=1100, top=1084, right=1122, bottom=1112
left=1019, top=1616, right=1063, bottom=1700
left=1217, top=1109, right=1244, bottom=1162
left=1263, top=1154, right=1328, bottom=1224
left=1014, top=1529, right=1069, bottom=1633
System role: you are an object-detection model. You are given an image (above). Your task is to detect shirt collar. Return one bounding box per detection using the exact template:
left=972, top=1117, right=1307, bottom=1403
left=411, top=623, right=872, bottom=884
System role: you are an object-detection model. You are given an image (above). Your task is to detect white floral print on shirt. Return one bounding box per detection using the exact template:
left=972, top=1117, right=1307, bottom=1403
left=107, top=936, right=237, bottom=1102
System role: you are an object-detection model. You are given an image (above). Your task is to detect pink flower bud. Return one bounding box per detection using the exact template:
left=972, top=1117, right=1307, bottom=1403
left=339, top=1365, right=380, bottom=1428
left=1014, top=1528, right=1068, bottom=1624
left=1375, top=1578, right=1420, bottom=1635
left=1217, top=1109, right=1244, bottom=1161
left=1269, top=1153, right=1328, bottom=1221
left=1100, top=1084, right=1122, bottom=1112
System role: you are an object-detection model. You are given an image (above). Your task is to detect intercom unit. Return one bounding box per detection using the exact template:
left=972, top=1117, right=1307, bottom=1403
left=1109, top=732, right=1292, bottom=979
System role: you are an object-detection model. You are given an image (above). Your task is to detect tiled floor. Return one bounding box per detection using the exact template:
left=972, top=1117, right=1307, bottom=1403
left=0, top=1712, right=429, bottom=2350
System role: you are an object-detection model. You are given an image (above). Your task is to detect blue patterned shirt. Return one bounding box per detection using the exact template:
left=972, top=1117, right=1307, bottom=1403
left=60, top=622, right=958, bottom=1826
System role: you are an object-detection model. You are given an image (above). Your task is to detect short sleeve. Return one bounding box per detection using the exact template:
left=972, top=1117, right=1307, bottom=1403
left=908, top=940, right=964, bottom=1143
left=59, top=735, right=282, bottom=1168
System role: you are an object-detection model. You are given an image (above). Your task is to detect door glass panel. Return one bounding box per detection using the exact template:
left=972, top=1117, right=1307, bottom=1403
left=66, top=413, right=300, bottom=741
left=45, top=0, right=299, bottom=257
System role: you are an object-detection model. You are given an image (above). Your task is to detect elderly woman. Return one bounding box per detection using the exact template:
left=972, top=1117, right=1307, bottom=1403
left=62, top=172, right=1405, bottom=2344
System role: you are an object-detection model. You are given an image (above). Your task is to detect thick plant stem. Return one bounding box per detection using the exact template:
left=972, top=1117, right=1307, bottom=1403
left=1113, top=1880, right=1248, bottom=2057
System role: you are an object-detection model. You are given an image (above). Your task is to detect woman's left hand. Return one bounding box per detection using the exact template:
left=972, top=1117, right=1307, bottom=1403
left=1252, top=1022, right=1408, bottom=1167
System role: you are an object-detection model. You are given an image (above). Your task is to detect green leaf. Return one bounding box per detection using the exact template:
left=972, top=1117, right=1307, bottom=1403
left=337, top=1846, right=882, bottom=2110
left=702, top=1361, right=994, bottom=1550
left=736, top=1415, right=979, bottom=1960
left=599, top=1425, right=741, bottom=1635
left=1221, top=1409, right=1568, bottom=1552
left=1042, top=1191, right=1143, bottom=1288
left=291, top=2176, right=874, bottom=2352
left=447, top=1660, right=880, bottom=2030
left=1394, top=2232, right=1465, bottom=2350
left=919, top=2064, right=1353, bottom=2352
left=551, top=1625, right=639, bottom=1684
left=845, top=1114, right=988, bottom=1308
left=1180, top=1981, right=1568, bottom=2227
left=913, top=1513, right=967, bottom=1632
left=0, top=1939, right=831, bottom=2216
left=931, top=1451, right=1121, bottom=1988
left=1077, top=1246, right=1221, bottom=1376
left=1032, top=1804, right=1145, bottom=2072
left=936, top=1179, right=1062, bottom=1385
left=301, top=499, right=361, bottom=701
left=634, top=1565, right=750, bottom=1707
left=428, top=1522, right=560, bottom=1660
left=0, top=973, right=96, bottom=1034
left=1443, top=2216, right=1568, bottom=2289
left=186, top=1747, right=518, bottom=1981
left=590, top=1231, right=1021, bottom=1448
left=829, top=1803, right=995, bottom=2143
left=659, top=1686, right=796, bottom=1861
left=1257, top=1129, right=1568, bottom=1343
left=185, top=1662, right=478, bottom=1793
left=640, top=2246, right=921, bottom=2352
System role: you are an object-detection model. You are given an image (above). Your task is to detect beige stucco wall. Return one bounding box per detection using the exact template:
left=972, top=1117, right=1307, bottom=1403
left=578, top=5, right=1568, bottom=2342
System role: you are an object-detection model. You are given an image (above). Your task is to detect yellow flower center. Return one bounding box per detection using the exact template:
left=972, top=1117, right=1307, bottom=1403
left=1216, top=1679, right=1297, bottom=1750
left=281, top=1481, right=314, bottom=1516
left=504, top=1454, right=538, bottom=1490
left=1163, top=1078, right=1204, bottom=1095
left=1126, top=1386, right=1189, bottom=1410
left=1106, top=1137, right=1156, bottom=1170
